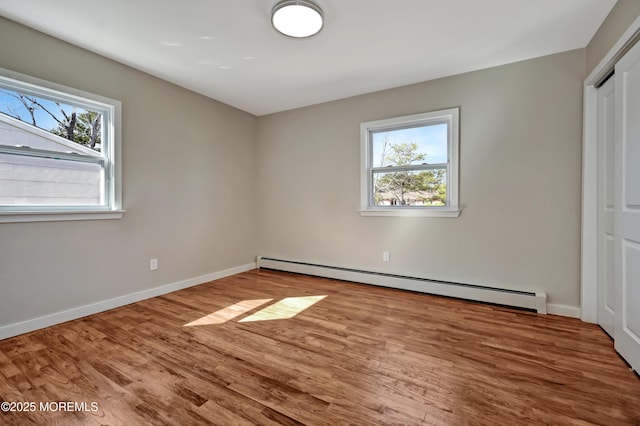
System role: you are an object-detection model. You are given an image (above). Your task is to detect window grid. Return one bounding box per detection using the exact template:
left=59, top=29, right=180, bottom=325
left=0, top=67, right=122, bottom=218
left=360, top=108, right=459, bottom=217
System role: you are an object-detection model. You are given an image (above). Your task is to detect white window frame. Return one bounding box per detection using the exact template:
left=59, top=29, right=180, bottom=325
left=360, top=107, right=460, bottom=217
left=0, top=68, right=124, bottom=223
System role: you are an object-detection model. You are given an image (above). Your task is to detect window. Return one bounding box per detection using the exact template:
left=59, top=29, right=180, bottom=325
left=0, top=68, right=123, bottom=223
left=360, top=108, right=459, bottom=217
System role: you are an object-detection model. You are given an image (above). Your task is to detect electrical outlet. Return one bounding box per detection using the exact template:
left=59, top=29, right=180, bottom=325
left=383, top=251, right=390, bottom=262
left=150, top=258, right=158, bottom=271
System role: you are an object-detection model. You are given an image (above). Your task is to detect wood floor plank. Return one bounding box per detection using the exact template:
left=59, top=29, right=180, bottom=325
left=0, top=269, right=638, bottom=425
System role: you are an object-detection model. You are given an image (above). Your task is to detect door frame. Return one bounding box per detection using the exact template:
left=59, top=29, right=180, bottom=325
left=582, top=15, right=640, bottom=323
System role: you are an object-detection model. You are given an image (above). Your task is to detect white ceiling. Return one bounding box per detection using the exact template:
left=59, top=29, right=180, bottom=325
left=0, top=0, right=617, bottom=116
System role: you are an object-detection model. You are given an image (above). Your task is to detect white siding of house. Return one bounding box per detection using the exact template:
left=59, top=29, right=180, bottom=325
left=0, top=115, right=102, bottom=205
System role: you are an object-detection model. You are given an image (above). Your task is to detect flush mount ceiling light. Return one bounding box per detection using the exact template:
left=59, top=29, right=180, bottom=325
left=272, top=0, right=324, bottom=38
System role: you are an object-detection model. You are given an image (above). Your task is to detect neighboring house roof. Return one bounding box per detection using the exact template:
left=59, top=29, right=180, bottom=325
left=0, top=112, right=99, bottom=156
left=377, top=190, right=440, bottom=201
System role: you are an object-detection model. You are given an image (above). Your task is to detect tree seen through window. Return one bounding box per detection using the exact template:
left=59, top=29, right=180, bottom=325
left=0, top=89, right=102, bottom=151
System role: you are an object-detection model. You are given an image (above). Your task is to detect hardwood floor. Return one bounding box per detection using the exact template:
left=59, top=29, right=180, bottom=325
left=0, top=269, right=638, bottom=425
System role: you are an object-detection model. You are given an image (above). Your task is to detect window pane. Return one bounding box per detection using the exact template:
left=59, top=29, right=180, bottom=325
left=0, top=89, right=103, bottom=154
left=0, top=153, right=103, bottom=206
left=371, top=123, right=447, bottom=167
left=373, top=169, right=446, bottom=206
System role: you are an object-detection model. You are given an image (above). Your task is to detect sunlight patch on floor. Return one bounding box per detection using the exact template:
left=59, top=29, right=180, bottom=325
left=238, top=295, right=327, bottom=323
left=184, top=298, right=273, bottom=326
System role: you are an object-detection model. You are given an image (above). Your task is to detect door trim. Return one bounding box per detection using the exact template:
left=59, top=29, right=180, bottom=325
left=582, top=15, right=640, bottom=323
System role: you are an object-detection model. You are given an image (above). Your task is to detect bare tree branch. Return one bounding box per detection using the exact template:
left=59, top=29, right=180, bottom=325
left=0, top=91, right=38, bottom=125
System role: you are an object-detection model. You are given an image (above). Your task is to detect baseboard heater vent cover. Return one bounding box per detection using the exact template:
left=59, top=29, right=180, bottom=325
left=257, top=256, right=547, bottom=314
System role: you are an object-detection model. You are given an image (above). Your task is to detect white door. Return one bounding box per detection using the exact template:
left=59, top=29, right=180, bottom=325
left=614, top=40, right=640, bottom=372
left=597, top=77, right=616, bottom=338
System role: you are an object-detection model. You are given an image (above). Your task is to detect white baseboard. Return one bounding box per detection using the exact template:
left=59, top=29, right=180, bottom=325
left=547, top=303, right=581, bottom=318
left=0, top=262, right=256, bottom=341
left=257, top=256, right=548, bottom=314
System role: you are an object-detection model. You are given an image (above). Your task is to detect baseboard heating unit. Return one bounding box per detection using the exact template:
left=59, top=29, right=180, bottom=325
left=257, top=256, right=547, bottom=314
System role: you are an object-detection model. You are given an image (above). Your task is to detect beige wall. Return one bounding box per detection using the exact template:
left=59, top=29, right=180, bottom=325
left=257, top=50, right=586, bottom=307
left=0, top=18, right=257, bottom=327
left=587, top=0, right=640, bottom=74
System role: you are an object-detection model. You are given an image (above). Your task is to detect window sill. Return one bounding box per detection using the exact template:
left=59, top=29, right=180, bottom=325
left=359, top=208, right=460, bottom=218
left=0, top=209, right=126, bottom=223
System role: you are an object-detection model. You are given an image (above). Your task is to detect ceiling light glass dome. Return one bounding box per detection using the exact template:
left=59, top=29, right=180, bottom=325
left=272, top=0, right=324, bottom=38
